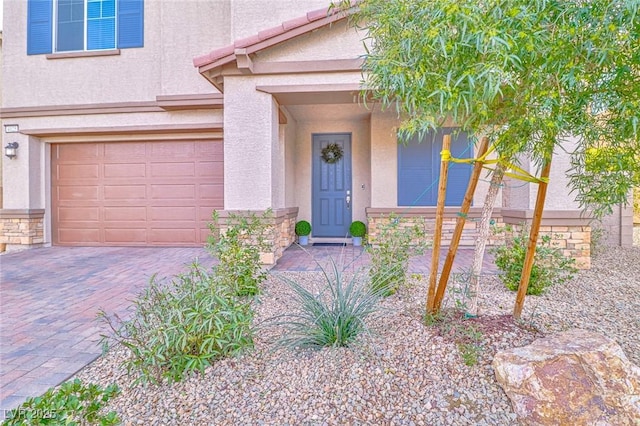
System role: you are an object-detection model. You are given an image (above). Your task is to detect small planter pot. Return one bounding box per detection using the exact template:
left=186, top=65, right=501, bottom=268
left=352, top=236, right=362, bottom=247
left=298, top=235, right=309, bottom=246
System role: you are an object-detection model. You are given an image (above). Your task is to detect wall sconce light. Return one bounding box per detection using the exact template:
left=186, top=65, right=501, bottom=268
left=4, top=142, right=19, bottom=159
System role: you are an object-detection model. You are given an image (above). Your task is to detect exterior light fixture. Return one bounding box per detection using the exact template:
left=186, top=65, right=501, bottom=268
left=4, top=142, right=19, bottom=159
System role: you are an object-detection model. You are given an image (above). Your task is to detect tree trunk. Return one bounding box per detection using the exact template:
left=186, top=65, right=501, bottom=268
left=467, top=161, right=506, bottom=317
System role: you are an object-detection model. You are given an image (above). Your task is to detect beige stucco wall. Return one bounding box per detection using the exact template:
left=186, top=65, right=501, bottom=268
left=0, top=31, right=3, bottom=209
left=283, top=110, right=298, bottom=207
left=223, top=76, right=277, bottom=210
left=255, top=19, right=368, bottom=63
left=501, top=137, right=582, bottom=211
left=1, top=0, right=226, bottom=108
left=230, top=0, right=333, bottom=40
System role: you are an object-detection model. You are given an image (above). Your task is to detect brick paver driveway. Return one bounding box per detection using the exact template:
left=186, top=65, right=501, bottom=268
left=0, top=246, right=212, bottom=413
left=0, top=244, right=495, bottom=416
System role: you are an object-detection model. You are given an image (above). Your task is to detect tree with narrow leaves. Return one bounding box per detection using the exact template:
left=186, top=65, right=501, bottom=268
left=336, top=0, right=640, bottom=314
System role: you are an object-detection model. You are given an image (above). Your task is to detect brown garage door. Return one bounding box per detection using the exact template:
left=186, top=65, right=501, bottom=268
left=52, top=140, right=223, bottom=246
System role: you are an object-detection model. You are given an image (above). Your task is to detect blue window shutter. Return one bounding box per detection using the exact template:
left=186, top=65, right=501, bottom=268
left=398, top=134, right=434, bottom=206
left=397, top=129, right=473, bottom=207
left=27, top=0, right=53, bottom=55
left=117, top=0, right=144, bottom=48
left=443, top=130, right=473, bottom=206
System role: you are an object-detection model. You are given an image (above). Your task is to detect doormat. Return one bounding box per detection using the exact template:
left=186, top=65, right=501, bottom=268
left=312, top=243, right=348, bottom=247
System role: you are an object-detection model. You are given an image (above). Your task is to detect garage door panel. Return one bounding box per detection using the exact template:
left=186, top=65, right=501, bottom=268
left=57, top=186, right=99, bottom=201
left=151, top=142, right=195, bottom=158
left=104, top=185, right=147, bottom=200
left=52, top=140, right=223, bottom=246
left=149, top=229, right=196, bottom=243
left=200, top=184, right=224, bottom=199
left=55, top=144, right=100, bottom=160
left=57, top=207, right=100, bottom=221
left=197, top=162, right=224, bottom=178
left=150, top=206, right=196, bottom=221
left=104, top=163, right=146, bottom=178
left=104, top=229, right=147, bottom=243
left=57, top=164, right=100, bottom=180
left=58, top=228, right=101, bottom=243
left=104, top=143, right=146, bottom=160
left=150, top=184, right=195, bottom=199
left=150, top=162, right=195, bottom=177
left=104, top=207, right=147, bottom=221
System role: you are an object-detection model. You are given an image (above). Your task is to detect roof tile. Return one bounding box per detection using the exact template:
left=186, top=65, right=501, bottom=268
left=307, top=6, right=330, bottom=22
left=235, top=34, right=261, bottom=49
left=258, top=25, right=286, bottom=41
left=195, top=3, right=355, bottom=69
left=282, top=15, right=310, bottom=31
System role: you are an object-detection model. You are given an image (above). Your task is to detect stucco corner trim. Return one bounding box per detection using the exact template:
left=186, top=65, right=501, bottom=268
left=0, top=209, right=46, bottom=219
left=20, top=123, right=224, bottom=138
left=46, top=49, right=121, bottom=59
left=155, top=94, right=224, bottom=111
left=501, top=209, right=592, bottom=226
left=366, top=207, right=502, bottom=219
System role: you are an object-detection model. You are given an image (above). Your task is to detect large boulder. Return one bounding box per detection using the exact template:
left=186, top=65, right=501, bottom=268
left=492, top=329, right=640, bottom=425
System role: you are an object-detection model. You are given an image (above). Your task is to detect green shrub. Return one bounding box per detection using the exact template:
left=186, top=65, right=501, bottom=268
left=274, top=260, right=382, bottom=349
left=349, top=221, right=367, bottom=238
left=490, top=224, right=578, bottom=295
left=1, top=379, right=119, bottom=426
left=99, top=263, right=254, bottom=384
left=208, top=210, right=271, bottom=296
left=295, top=220, right=312, bottom=236
left=367, top=214, right=428, bottom=296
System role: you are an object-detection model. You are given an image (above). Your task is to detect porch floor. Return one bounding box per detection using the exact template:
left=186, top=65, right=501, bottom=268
left=272, top=244, right=498, bottom=274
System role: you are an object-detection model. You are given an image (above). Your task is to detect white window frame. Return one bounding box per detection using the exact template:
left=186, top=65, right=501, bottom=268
left=52, top=0, right=119, bottom=53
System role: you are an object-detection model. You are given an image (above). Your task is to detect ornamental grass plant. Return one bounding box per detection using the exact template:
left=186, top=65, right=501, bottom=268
left=273, top=259, right=383, bottom=349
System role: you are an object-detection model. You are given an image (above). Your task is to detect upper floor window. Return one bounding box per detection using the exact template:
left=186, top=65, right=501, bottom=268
left=397, top=128, right=474, bottom=206
left=27, top=0, right=144, bottom=55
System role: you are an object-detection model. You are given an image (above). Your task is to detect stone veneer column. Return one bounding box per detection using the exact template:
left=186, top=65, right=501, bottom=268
left=1, top=135, right=46, bottom=251
left=502, top=209, right=592, bottom=269
left=214, top=208, right=298, bottom=266
left=221, top=76, right=290, bottom=264
left=0, top=209, right=45, bottom=251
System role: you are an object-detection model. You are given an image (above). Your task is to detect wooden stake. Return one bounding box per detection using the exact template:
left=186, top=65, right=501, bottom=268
left=513, top=160, right=552, bottom=319
left=433, top=137, right=489, bottom=313
left=427, top=134, right=451, bottom=313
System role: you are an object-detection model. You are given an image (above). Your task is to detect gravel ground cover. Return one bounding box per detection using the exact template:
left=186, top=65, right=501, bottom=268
left=76, top=246, right=640, bottom=425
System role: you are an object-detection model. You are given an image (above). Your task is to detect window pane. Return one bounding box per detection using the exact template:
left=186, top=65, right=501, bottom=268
left=87, top=2, right=101, bottom=19
left=87, top=18, right=116, bottom=49
left=56, top=0, right=84, bottom=51
left=102, top=0, right=115, bottom=17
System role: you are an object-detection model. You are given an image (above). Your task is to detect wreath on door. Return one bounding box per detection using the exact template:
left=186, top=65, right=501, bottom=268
left=321, top=143, right=344, bottom=164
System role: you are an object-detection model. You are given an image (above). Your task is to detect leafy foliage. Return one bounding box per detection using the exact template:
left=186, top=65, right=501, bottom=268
left=367, top=214, right=428, bottom=296
left=274, top=260, right=382, bottom=349
left=208, top=210, right=271, bottom=296
left=491, top=225, right=578, bottom=295
left=349, top=221, right=367, bottom=238
left=99, top=263, right=254, bottom=384
left=295, top=220, right=312, bottom=236
left=2, top=379, right=119, bottom=426
left=337, top=0, right=640, bottom=217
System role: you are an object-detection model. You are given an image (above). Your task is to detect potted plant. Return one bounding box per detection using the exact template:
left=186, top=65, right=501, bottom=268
left=349, top=221, right=367, bottom=246
left=295, top=220, right=311, bottom=246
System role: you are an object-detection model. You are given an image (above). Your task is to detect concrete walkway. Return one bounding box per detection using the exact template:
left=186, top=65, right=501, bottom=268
left=0, top=244, right=495, bottom=415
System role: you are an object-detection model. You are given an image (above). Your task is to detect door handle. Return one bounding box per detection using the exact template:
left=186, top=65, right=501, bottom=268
left=346, top=190, right=351, bottom=209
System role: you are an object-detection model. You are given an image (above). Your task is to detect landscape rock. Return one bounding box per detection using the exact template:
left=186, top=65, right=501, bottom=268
left=493, top=329, right=640, bottom=425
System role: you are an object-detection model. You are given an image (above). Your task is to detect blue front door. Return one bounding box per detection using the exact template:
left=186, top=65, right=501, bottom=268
left=312, top=133, right=352, bottom=237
